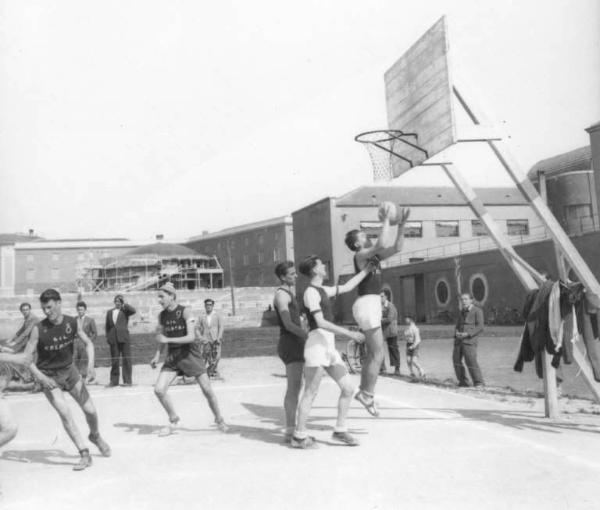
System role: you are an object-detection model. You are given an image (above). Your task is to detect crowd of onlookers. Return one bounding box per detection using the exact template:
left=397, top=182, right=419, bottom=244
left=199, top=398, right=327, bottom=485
left=0, top=295, right=225, bottom=391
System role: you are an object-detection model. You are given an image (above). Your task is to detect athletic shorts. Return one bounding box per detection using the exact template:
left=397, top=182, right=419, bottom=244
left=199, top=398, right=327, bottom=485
left=352, top=294, right=383, bottom=331
left=161, top=353, right=207, bottom=378
left=278, top=333, right=305, bottom=365
left=40, top=364, right=81, bottom=392
left=304, top=329, right=343, bottom=368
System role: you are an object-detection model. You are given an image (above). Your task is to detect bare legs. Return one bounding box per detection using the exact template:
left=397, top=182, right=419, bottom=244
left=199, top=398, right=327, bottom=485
left=0, top=399, right=17, bottom=448
left=283, top=362, right=304, bottom=434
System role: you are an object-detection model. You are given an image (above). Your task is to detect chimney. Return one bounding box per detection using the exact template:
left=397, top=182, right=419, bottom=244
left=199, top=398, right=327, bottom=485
left=156, top=234, right=164, bottom=241
left=28, top=229, right=34, bottom=237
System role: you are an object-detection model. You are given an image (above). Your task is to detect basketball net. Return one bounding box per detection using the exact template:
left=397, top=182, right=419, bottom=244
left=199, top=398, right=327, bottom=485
left=363, top=138, right=396, bottom=182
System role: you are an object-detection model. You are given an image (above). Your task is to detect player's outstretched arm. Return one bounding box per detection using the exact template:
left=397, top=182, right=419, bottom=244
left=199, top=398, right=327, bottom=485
left=312, top=310, right=364, bottom=343
left=0, top=351, right=32, bottom=365
left=376, top=207, right=410, bottom=260
left=335, top=260, right=377, bottom=295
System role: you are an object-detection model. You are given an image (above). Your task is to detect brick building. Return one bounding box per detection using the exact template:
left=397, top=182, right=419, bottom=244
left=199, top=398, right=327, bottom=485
left=186, top=216, right=294, bottom=287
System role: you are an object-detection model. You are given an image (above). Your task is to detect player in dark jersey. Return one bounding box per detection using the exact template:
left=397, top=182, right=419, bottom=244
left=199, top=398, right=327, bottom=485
left=291, top=255, right=374, bottom=449
left=0, top=350, right=32, bottom=448
left=150, top=283, right=227, bottom=436
left=344, top=204, right=410, bottom=416
left=23, top=289, right=111, bottom=471
left=273, top=261, right=308, bottom=442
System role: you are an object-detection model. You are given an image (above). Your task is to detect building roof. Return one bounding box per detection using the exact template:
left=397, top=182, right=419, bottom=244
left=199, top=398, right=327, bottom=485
left=528, top=145, right=592, bottom=180
left=0, top=233, right=43, bottom=247
left=188, top=215, right=292, bottom=242
left=335, top=186, right=529, bottom=207
left=124, top=242, right=209, bottom=259
left=586, top=121, right=600, bottom=133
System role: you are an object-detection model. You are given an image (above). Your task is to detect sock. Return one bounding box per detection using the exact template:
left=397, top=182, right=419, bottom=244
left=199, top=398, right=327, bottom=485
left=333, top=427, right=347, bottom=433
left=293, top=430, right=307, bottom=440
left=79, top=448, right=90, bottom=457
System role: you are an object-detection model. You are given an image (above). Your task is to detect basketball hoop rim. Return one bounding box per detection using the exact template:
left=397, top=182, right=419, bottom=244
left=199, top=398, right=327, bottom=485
left=354, top=129, right=419, bottom=144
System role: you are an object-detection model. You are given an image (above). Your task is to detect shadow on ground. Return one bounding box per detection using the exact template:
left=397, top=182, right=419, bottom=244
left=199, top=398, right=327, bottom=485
left=431, top=408, right=600, bottom=435
left=1, top=449, right=79, bottom=466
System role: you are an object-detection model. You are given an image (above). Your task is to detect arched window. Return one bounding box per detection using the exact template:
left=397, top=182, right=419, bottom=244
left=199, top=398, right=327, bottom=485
left=435, top=278, right=451, bottom=306
left=469, top=273, right=488, bottom=305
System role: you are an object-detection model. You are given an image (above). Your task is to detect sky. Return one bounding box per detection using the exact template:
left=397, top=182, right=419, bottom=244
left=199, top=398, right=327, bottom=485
left=0, top=0, right=599, bottom=240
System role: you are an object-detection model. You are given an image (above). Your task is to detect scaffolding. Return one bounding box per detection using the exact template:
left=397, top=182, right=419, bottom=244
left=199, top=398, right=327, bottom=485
left=81, top=253, right=224, bottom=292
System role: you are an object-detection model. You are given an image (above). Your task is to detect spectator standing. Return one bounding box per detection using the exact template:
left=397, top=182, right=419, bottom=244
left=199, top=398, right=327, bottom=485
left=105, top=294, right=136, bottom=387
left=380, top=289, right=400, bottom=376
left=74, top=301, right=97, bottom=380
left=453, top=293, right=485, bottom=387
left=404, top=316, right=425, bottom=380
left=196, top=299, right=224, bottom=378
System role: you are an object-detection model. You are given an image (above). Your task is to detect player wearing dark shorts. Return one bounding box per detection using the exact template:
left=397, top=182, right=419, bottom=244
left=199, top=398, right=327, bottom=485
left=151, top=283, right=227, bottom=436
left=24, top=289, right=111, bottom=471
left=273, top=261, right=308, bottom=442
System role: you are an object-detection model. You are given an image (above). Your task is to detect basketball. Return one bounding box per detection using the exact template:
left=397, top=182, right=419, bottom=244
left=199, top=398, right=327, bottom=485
left=377, top=201, right=404, bottom=225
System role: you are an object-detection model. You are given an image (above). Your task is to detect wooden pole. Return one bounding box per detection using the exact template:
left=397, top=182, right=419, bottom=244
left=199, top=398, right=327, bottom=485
left=226, top=240, right=236, bottom=316
left=441, top=163, right=559, bottom=418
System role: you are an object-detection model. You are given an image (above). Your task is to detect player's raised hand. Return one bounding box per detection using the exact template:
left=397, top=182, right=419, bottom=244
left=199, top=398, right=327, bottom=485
left=398, top=206, right=411, bottom=224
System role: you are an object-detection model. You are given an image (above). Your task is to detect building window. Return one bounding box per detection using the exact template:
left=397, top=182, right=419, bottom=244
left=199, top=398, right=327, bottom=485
left=258, top=252, right=264, bottom=264
left=471, top=220, right=488, bottom=237
left=507, top=219, right=529, bottom=236
left=51, top=268, right=60, bottom=281
left=244, top=237, right=249, bottom=247
left=26, top=269, right=35, bottom=282
left=273, top=248, right=280, bottom=262
left=435, top=278, right=451, bottom=306
left=258, top=233, right=264, bottom=246
left=52, top=253, right=60, bottom=262
left=404, top=221, right=423, bottom=238
left=243, top=254, right=249, bottom=266
left=435, top=221, right=459, bottom=237
left=258, top=272, right=264, bottom=285
left=26, top=254, right=34, bottom=263
left=470, top=273, right=488, bottom=304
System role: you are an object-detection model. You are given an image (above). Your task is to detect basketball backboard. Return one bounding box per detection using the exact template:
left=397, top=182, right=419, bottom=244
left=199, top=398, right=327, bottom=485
left=384, top=16, right=455, bottom=177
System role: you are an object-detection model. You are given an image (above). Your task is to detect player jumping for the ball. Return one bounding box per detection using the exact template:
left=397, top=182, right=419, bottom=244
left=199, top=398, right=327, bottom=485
left=344, top=202, right=410, bottom=416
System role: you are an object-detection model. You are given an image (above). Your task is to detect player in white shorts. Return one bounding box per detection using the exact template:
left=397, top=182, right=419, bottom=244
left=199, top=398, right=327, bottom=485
left=344, top=203, right=410, bottom=416
left=291, top=255, right=374, bottom=449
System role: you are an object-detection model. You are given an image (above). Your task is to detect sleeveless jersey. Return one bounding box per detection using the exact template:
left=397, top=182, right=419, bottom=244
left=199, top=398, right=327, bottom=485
left=304, top=285, right=334, bottom=331
left=36, top=315, right=78, bottom=370
left=354, top=254, right=382, bottom=296
left=159, top=304, right=202, bottom=360
left=274, top=288, right=302, bottom=337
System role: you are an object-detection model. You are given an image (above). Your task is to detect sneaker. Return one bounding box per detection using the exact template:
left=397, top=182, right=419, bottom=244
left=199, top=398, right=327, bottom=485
left=474, top=383, right=485, bottom=389
left=290, top=435, right=317, bottom=449
left=88, top=433, right=111, bottom=457
left=354, top=390, right=380, bottom=417
left=73, top=452, right=92, bottom=471
left=215, top=418, right=229, bottom=433
left=331, top=431, right=359, bottom=446
left=458, top=381, right=470, bottom=388
left=282, top=431, right=294, bottom=444
left=158, top=417, right=180, bottom=437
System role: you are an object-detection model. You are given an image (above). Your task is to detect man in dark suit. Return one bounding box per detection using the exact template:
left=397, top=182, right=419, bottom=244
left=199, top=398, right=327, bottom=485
left=380, top=289, right=400, bottom=376
left=74, top=301, right=97, bottom=380
left=105, top=294, right=136, bottom=386
left=454, top=293, right=485, bottom=387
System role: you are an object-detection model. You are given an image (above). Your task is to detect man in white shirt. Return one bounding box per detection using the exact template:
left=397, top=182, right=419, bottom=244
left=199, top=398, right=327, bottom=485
left=196, top=299, right=224, bottom=378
